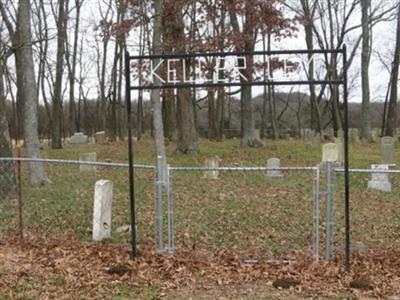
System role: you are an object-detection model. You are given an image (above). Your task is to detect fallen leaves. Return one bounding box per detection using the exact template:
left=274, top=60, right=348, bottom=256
left=0, top=233, right=399, bottom=299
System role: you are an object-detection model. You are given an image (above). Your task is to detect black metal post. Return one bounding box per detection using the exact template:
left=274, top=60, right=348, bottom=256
left=125, top=50, right=137, bottom=258
left=342, top=44, right=350, bottom=272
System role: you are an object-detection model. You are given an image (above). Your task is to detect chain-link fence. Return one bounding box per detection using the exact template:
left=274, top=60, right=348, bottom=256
left=1, top=156, right=398, bottom=263
left=0, top=159, right=17, bottom=201
left=326, top=166, right=400, bottom=260
left=153, top=159, right=322, bottom=260
left=0, top=157, right=156, bottom=247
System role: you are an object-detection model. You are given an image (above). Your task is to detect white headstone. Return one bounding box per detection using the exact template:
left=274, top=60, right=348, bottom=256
left=322, top=143, right=339, bottom=162
left=333, top=138, right=344, bottom=163
left=70, top=132, right=89, bottom=144
left=368, top=164, right=391, bottom=192
left=266, top=158, right=283, bottom=179
left=93, top=180, right=113, bottom=241
left=203, top=156, right=221, bottom=179
left=95, top=131, right=106, bottom=144
left=79, top=152, right=97, bottom=172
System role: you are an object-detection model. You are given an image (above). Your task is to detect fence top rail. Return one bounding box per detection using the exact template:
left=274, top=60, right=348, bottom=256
left=4, top=158, right=400, bottom=174
left=335, top=168, right=400, bottom=174
left=0, top=157, right=155, bottom=170
left=169, top=166, right=318, bottom=172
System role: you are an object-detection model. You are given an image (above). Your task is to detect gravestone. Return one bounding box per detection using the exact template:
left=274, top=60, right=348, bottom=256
left=368, top=164, right=391, bottom=192
left=381, top=136, right=395, bottom=164
left=371, top=128, right=380, bottom=143
left=266, top=158, right=283, bottom=180
left=79, top=152, right=97, bottom=172
left=333, top=138, right=344, bottom=163
left=95, top=131, right=106, bottom=144
left=322, top=143, right=339, bottom=162
left=93, top=180, right=113, bottom=241
left=304, top=128, right=315, bottom=139
left=70, top=132, right=89, bottom=144
left=203, top=156, right=221, bottom=179
left=350, top=128, right=360, bottom=143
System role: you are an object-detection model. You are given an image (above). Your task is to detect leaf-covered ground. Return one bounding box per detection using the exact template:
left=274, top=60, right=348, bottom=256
left=0, top=138, right=400, bottom=299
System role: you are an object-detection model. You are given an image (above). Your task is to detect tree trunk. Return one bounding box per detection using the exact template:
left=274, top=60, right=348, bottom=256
left=0, top=49, right=16, bottom=199
left=301, top=0, right=322, bottom=134
left=177, top=87, right=197, bottom=153
left=108, top=43, right=119, bottom=142
left=174, top=4, right=198, bottom=153
left=229, top=2, right=262, bottom=147
left=360, top=0, right=372, bottom=142
left=208, top=90, right=216, bottom=139
left=385, top=3, right=400, bottom=137
left=216, top=87, right=224, bottom=140
left=67, top=0, right=82, bottom=136
left=52, top=0, right=67, bottom=149
left=151, top=0, right=167, bottom=175
left=16, top=0, right=50, bottom=184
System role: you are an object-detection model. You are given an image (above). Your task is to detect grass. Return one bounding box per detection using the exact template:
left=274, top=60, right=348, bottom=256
left=1, top=138, right=400, bottom=298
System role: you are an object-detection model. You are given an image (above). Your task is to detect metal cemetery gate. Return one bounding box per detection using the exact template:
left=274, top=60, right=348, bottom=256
left=125, top=47, right=351, bottom=270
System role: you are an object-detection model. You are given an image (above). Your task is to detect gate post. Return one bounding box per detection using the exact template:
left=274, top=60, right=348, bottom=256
left=325, top=161, right=335, bottom=260
left=155, top=155, right=164, bottom=252
left=312, top=165, right=320, bottom=260
left=166, top=164, right=175, bottom=253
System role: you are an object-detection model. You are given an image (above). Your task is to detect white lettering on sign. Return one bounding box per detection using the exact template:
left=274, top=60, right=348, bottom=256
left=150, top=59, right=165, bottom=84
left=144, top=53, right=330, bottom=85
left=167, top=59, right=180, bottom=84
left=149, top=56, right=250, bottom=84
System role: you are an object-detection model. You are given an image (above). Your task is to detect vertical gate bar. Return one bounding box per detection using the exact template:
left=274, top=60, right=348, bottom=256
left=167, top=165, right=174, bottom=253
left=155, top=155, right=164, bottom=252
left=342, top=44, right=351, bottom=272
left=125, top=50, right=137, bottom=258
left=325, top=161, right=335, bottom=260
left=325, top=162, right=331, bottom=260
left=312, top=166, right=320, bottom=260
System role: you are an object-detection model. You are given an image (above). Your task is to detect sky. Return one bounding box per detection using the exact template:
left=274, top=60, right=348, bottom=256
left=35, top=0, right=400, bottom=104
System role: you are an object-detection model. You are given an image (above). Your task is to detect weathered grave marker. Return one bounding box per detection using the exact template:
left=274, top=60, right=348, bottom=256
left=350, top=128, right=360, bottom=143
left=266, top=158, right=283, bottom=180
left=69, top=132, right=89, bottom=144
left=95, top=131, right=106, bottom=144
left=322, top=143, right=339, bottom=162
left=93, top=180, right=113, bottom=241
left=79, top=152, right=97, bottom=172
left=371, top=128, right=380, bottom=143
left=203, top=156, right=221, bottom=179
left=368, top=164, right=391, bottom=192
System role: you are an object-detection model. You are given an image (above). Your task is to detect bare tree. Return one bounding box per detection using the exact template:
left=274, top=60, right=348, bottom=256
left=0, top=0, right=50, bottom=184
left=65, top=0, right=85, bottom=136
left=384, top=2, right=400, bottom=136
left=0, top=27, right=16, bottom=198
left=151, top=0, right=167, bottom=172
left=360, top=0, right=372, bottom=141
left=52, top=0, right=68, bottom=148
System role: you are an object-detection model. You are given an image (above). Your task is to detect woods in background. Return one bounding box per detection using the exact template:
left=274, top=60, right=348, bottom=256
left=1, top=0, right=400, bottom=162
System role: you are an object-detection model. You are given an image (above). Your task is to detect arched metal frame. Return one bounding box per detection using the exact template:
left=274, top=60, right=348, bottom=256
left=125, top=46, right=351, bottom=271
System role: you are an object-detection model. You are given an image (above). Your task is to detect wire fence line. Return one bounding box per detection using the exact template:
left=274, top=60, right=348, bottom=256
left=1, top=157, right=399, bottom=262
left=0, top=157, right=155, bottom=170
left=0, top=160, right=17, bottom=200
